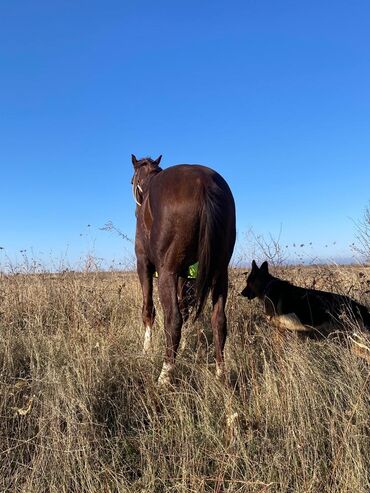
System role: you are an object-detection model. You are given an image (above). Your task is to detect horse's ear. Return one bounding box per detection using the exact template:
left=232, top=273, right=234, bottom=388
left=131, top=154, right=138, bottom=168
left=260, top=261, right=269, bottom=273
left=153, top=155, right=162, bottom=167
left=251, top=260, right=258, bottom=270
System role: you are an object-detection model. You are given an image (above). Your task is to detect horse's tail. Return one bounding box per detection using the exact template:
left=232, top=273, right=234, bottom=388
left=194, top=177, right=234, bottom=320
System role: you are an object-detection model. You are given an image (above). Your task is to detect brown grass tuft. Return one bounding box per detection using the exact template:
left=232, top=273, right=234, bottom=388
left=0, top=265, right=369, bottom=492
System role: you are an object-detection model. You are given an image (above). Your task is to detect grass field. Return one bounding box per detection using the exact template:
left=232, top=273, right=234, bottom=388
left=0, top=264, right=369, bottom=492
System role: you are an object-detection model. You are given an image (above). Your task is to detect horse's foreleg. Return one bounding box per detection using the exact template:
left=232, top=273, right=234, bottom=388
left=211, top=271, right=228, bottom=380
left=137, top=257, right=155, bottom=354
left=158, top=272, right=183, bottom=385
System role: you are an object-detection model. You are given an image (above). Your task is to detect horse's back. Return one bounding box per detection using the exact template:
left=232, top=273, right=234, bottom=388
left=151, top=164, right=234, bottom=207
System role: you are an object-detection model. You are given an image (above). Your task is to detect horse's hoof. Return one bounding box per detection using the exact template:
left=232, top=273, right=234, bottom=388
left=143, top=344, right=152, bottom=355
left=157, top=362, right=174, bottom=387
left=225, top=410, right=239, bottom=445
left=216, top=362, right=225, bottom=381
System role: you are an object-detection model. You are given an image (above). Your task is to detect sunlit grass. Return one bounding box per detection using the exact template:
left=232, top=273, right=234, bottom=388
left=0, top=263, right=369, bottom=492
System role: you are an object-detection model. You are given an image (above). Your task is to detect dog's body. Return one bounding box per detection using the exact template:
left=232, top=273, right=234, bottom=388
left=241, top=261, right=370, bottom=337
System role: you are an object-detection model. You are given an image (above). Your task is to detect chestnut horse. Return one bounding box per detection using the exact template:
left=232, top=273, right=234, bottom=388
left=131, top=154, right=236, bottom=384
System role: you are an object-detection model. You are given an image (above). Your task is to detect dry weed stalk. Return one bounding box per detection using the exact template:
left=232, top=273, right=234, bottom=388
left=0, top=262, right=369, bottom=492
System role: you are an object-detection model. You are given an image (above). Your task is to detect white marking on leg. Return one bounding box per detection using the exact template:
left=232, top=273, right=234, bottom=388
left=226, top=410, right=239, bottom=445
left=216, top=362, right=225, bottom=380
left=225, top=394, right=239, bottom=444
left=226, top=411, right=239, bottom=427
left=158, top=362, right=174, bottom=386
left=143, top=325, right=152, bottom=354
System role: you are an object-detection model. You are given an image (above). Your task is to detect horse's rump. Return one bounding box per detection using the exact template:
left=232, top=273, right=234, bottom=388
left=148, top=165, right=235, bottom=318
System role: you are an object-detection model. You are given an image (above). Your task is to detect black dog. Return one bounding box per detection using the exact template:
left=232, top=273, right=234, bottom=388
left=241, top=260, right=370, bottom=336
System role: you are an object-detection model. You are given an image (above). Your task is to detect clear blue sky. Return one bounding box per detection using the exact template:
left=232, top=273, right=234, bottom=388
left=1, top=1, right=369, bottom=268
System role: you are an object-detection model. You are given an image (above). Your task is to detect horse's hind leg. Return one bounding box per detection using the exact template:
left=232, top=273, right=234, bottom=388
left=158, top=272, right=183, bottom=385
left=137, top=256, right=155, bottom=353
left=211, top=270, right=228, bottom=380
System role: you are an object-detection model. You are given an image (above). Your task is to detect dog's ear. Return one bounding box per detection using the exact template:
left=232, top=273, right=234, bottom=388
left=260, top=261, right=269, bottom=273
left=251, top=260, right=258, bottom=270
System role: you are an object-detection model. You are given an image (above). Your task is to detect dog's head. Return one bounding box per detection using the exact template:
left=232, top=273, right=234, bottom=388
left=241, top=260, right=270, bottom=299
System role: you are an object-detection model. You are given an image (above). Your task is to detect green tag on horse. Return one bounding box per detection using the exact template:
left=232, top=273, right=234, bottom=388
left=187, top=261, right=198, bottom=279
left=154, top=261, right=198, bottom=279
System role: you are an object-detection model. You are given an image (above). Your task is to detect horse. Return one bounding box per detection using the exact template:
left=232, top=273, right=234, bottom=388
left=131, top=154, right=236, bottom=385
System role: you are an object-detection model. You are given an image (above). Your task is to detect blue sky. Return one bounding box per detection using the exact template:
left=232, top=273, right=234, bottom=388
left=1, top=1, right=369, bottom=268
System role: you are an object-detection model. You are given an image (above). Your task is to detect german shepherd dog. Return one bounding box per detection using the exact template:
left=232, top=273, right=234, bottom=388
left=241, top=261, right=370, bottom=353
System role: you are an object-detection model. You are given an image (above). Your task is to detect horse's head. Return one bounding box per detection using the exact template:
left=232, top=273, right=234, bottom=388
left=131, top=154, right=162, bottom=206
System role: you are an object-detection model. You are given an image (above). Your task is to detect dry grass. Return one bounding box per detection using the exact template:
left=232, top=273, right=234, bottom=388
left=0, top=264, right=369, bottom=492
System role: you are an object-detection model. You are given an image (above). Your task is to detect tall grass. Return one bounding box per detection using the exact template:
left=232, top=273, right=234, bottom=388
left=0, top=265, right=369, bottom=492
